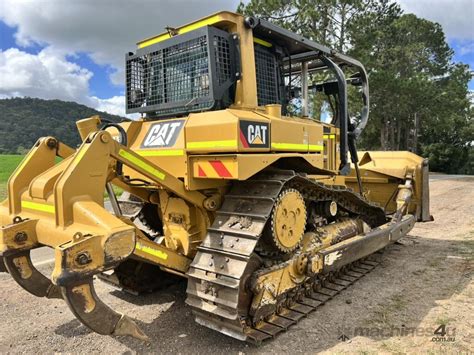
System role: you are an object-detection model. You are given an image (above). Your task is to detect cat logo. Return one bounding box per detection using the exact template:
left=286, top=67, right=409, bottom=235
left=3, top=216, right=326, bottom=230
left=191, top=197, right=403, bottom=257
left=239, top=120, right=269, bottom=148
left=142, top=120, right=184, bottom=148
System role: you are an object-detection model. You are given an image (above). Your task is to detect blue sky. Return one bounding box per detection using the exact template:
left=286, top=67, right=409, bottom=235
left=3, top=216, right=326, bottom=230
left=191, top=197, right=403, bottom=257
left=451, top=40, right=474, bottom=84
left=0, top=0, right=472, bottom=116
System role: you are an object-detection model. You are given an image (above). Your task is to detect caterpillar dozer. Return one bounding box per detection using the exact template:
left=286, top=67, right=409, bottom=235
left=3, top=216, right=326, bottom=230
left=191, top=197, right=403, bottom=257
left=0, top=11, right=432, bottom=343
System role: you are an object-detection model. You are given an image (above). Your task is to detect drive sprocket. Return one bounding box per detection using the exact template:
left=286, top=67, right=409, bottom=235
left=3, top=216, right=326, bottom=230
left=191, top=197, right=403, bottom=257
left=137, top=203, right=163, bottom=237
left=269, top=188, right=307, bottom=253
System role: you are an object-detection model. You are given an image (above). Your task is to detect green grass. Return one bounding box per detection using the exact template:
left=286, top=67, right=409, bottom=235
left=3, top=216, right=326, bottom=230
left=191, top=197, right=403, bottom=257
left=104, top=185, right=124, bottom=199
left=435, top=315, right=455, bottom=326
left=0, top=155, right=24, bottom=200
left=0, top=184, right=6, bottom=201
left=0, top=155, right=24, bottom=182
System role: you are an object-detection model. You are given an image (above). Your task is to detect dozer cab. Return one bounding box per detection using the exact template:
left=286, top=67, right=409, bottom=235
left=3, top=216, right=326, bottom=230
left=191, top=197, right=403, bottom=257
left=0, top=11, right=431, bottom=343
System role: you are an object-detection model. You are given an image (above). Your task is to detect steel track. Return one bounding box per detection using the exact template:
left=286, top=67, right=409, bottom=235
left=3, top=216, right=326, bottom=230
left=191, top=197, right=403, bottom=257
left=244, top=255, right=382, bottom=344
left=185, top=169, right=387, bottom=343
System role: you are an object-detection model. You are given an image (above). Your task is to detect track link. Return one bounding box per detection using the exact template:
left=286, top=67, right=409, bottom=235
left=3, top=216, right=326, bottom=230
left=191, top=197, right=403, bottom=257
left=185, top=169, right=387, bottom=342
left=244, top=255, right=381, bottom=344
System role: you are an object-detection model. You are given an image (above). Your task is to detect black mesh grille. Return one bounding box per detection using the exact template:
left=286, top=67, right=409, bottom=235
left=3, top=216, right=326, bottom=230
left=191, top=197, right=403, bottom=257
left=214, top=35, right=232, bottom=85
left=163, top=36, right=209, bottom=102
left=126, top=27, right=236, bottom=116
left=254, top=44, right=279, bottom=106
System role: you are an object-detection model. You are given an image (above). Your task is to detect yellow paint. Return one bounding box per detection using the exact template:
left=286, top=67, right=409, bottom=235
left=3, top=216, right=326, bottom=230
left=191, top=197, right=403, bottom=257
left=12, top=256, right=33, bottom=279
left=187, top=140, right=237, bottom=149
left=137, top=149, right=185, bottom=157
left=309, top=144, right=324, bottom=151
left=138, top=15, right=221, bottom=48
left=135, top=242, right=168, bottom=260
left=118, top=149, right=166, bottom=181
left=21, top=200, right=55, bottom=214
left=253, top=37, right=272, bottom=47
left=12, top=152, right=34, bottom=179
left=73, top=147, right=87, bottom=164
left=272, top=143, right=323, bottom=151
left=323, top=134, right=336, bottom=139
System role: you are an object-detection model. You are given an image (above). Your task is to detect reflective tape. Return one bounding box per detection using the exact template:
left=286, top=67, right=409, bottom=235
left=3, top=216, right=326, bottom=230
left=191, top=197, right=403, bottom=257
left=309, top=144, right=324, bottom=151
left=118, top=149, right=166, bottom=181
left=21, top=201, right=55, bottom=214
left=138, top=17, right=273, bottom=49
left=135, top=242, right=168, bottom=260
left=272, top=143, right=323, bottom=151
left=187, top=140, right=237, bottom=149
left=253, top=37, right=272, bottom=47
left=138, top=15, right=221, bottom=48
left=137, top=149, right=184, bottom=157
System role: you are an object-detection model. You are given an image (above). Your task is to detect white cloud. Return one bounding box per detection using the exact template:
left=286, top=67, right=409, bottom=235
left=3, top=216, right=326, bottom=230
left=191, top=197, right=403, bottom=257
left=0, top=47, right=92, bottom=101
left=0, top=47, right=129, bottom=116
left=90, top=95, right=127, bottom=116
left=398, top=0, right=473, bottom=40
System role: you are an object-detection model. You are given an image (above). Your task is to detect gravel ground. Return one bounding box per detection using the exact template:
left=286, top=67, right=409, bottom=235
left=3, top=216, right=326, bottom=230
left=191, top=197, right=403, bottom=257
left=0, top=177, right=473, bottom=354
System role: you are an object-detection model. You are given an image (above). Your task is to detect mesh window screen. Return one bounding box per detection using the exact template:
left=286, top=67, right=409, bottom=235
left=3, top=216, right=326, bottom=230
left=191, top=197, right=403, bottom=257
left=214, top=35, right=232, bottom=85
left=254, top=44, right=280, bottom=106
left=126, top=26, right=236, bottom=117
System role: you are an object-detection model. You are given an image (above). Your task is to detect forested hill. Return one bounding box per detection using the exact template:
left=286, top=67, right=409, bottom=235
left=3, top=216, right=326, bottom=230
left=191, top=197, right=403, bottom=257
left=0, top=98, right=125, bottom=154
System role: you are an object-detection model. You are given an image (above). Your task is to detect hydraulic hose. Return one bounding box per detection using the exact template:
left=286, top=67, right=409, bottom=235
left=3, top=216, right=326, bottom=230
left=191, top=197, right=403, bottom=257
left=101, top=123, right=127, bottom=176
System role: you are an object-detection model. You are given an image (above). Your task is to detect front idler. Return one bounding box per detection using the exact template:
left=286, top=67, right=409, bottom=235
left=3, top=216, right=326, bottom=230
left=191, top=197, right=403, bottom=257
left=61, top=277, right=149, bottom=341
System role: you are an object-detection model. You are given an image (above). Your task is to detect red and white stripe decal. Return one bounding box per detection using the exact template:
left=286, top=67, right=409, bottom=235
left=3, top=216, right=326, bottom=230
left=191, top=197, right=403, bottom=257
left=208, top=160, right=233, bottom=178
left=196, top=160, right=235, bottom=178
left=198, top=165, right=207, bottom=177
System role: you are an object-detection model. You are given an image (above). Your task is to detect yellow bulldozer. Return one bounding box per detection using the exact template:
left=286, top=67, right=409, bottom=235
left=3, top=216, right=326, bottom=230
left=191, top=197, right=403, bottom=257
left=0, top=11, right=431, bottom=343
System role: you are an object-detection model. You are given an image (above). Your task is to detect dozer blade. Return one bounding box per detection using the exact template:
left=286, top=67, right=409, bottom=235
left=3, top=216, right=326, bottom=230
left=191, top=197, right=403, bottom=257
left=61, top=277, right=149, bottom=341
left=3, top=250, right=61, bottom=299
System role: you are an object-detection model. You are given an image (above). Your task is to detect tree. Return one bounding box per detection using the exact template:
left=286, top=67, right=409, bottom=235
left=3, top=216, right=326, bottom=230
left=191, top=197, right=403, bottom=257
left=0, top=98, right=124, bottom=154
left=238, top=0, right=370, bottom=50
left=350, top=11, right=472, bottom=173
left=238, top=0, right=473, bottom=173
